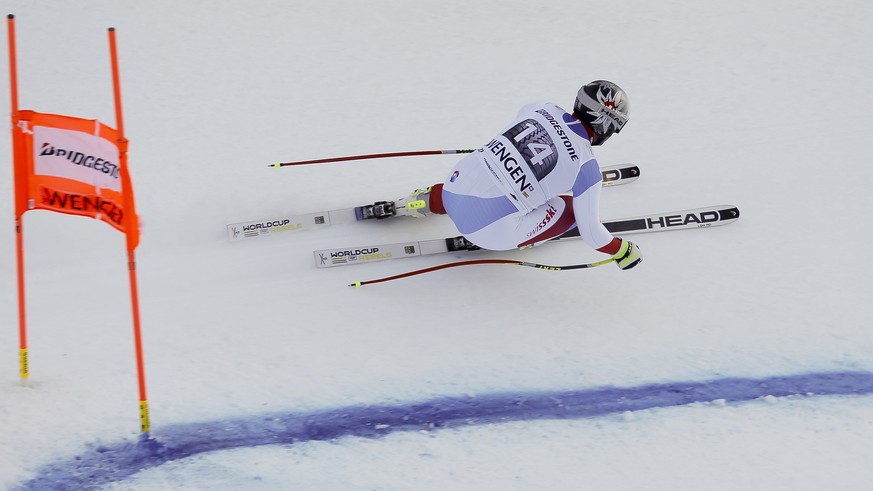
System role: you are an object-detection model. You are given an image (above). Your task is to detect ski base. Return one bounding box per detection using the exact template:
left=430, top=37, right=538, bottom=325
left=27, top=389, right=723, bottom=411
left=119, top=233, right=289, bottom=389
left=313, top=205, right=740, bottom=268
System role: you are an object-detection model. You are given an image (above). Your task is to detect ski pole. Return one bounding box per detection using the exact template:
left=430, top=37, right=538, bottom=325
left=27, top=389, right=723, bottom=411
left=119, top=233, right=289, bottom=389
left=270, top=149, right=475, bottom=168
left=349, top=257, right=616, bottom=288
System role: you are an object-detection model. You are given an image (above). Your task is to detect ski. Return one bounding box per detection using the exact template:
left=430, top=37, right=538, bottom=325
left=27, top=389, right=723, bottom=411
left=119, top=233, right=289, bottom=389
left=226, top=164, right=640, bottom=241
left=313, top=204, right=740, bottom=268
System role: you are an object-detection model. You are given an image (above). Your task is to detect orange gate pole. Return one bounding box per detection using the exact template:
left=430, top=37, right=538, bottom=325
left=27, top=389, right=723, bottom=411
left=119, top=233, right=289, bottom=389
left=108, top=27, right=150, bottom=433
left=7, top=14, right=29, bottom=384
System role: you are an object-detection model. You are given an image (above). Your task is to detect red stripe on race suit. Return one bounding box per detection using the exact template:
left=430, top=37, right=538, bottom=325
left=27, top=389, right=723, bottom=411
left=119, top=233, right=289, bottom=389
left=516, top=196, right=576, bottom=248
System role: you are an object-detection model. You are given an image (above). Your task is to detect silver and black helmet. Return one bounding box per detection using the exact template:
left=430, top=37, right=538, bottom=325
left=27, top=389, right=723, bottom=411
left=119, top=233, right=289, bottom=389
left=573, top=80, right=630, bottom=145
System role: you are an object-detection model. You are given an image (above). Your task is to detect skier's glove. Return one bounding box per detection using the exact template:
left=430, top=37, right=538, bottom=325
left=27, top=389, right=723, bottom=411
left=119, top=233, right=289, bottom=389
left=612, top=239, right=642, bottom=270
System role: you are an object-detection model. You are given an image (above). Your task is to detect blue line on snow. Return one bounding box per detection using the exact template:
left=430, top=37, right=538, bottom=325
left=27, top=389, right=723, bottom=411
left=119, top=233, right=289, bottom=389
left=19, top=371, right=873, bottom=490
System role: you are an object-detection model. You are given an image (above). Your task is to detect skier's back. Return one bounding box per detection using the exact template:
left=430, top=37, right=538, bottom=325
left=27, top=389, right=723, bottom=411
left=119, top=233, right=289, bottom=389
left=397, top=80, right=642, bottom=270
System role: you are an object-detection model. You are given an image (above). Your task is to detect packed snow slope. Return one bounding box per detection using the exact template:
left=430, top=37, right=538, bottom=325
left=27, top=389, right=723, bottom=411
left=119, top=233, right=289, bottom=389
left=1, top=1, right=873, bottom=489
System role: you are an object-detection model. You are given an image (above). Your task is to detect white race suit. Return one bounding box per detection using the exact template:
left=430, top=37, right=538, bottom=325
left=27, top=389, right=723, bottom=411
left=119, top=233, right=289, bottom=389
left=440, top=101, right=616, bottom=252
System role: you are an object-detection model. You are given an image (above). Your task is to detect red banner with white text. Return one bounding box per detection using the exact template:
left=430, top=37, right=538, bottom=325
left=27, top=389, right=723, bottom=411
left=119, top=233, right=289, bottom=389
left=13, top=110, right=139, bottom=250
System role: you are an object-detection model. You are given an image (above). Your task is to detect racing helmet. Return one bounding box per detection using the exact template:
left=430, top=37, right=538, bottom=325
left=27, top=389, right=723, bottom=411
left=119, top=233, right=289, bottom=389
left=573, top=80, right=630, bottom=145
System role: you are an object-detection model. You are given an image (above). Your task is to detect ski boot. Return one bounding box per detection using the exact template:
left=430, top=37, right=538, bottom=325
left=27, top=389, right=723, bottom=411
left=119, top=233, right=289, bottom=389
left=394, top=187, right=433, bottom=218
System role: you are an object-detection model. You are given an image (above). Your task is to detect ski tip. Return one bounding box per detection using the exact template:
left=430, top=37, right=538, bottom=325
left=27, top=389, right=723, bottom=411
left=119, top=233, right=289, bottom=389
left=349, top=281, right=363, bottom=288
left=269, top=162, right=280, bottom=168
left=717, top=205, right=741, bottom=220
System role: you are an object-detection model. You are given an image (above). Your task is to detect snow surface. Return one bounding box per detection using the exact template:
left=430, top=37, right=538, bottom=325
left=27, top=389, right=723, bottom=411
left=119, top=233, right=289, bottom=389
left=2, top=0, right=873, bottom=489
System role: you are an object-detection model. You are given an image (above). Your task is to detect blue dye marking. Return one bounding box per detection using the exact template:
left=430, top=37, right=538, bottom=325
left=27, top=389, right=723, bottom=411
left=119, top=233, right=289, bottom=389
left=19, top=371, right=873, bottom=490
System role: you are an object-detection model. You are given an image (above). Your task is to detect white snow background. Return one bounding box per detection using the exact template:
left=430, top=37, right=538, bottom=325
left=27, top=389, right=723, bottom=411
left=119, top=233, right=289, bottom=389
left=2, top=1, right=873, bottom=489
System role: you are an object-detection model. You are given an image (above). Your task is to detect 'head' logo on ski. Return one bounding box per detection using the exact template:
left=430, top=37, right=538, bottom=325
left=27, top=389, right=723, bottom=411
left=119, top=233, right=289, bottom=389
left=647, top=211, right=720, bottom=229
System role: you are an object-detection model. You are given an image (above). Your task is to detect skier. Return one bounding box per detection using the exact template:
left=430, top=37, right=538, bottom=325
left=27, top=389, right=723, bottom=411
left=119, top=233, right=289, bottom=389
left=394, top=80, right=642, bottom=270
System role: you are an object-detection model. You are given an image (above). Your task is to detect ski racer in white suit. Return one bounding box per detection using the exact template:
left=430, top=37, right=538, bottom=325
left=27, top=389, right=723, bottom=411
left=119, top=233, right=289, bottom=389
left=397, top=80, right=642, bottom=270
